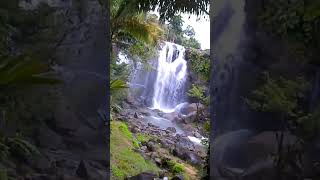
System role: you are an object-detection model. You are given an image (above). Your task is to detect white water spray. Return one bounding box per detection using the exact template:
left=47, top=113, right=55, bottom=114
left=152, top=42, right=188, bottom=112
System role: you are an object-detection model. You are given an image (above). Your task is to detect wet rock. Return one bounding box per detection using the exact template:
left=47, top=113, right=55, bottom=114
left=157, top=112, right=165, bottom=117
left=121, top=102, right=131, bottom=110
left=172, top=146, right=201, bottom=166
left=160, top=139, right=174, bottom=149
left=166, top=127, right=176, bottom=133
left=131, top=126, right=140, bottom=133
left=139, top=109, right=151, bottom=116
left=155, top=158, right=162, bottom=166
left=162, top=112, right=179, bottom=121
left=147, top=141, right=157, bottom=152
left=150, top=152, right=159, bottom=160
left=180, top=103, right=205, bottom=115
left=126, top=95, right=135, bottom=105
left=176, top=137, right=195, bottom=151
left=193, top=131, right=202, bottom=138
left=141, top=146, right=147, bottom=152
left=183, top=111, right=197, bottom=123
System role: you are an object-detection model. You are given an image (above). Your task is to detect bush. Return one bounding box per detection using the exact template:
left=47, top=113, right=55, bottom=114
left=136, top=133, right=151, bottom=144
left=167, top=160, right=185, bottom=174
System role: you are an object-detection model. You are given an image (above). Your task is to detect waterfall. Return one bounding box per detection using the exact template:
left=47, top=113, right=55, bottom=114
left=151, top=42, right=188, bottom=112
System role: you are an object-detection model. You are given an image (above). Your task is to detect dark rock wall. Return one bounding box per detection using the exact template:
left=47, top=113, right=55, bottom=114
left=14, top=0, right=109, bottom=178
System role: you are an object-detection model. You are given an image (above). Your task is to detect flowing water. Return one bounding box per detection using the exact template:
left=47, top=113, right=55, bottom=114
left=118, top=41, right=205, bottom=144
left=151, top=42, right=188, bottom=113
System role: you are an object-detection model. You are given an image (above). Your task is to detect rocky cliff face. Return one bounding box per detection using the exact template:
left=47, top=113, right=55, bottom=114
left=5, top=0, right=109, bottom=179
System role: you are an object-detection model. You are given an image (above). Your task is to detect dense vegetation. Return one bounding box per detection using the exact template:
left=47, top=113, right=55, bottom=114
left=110, top=0, right=210, bottom=179
left=241, top=0, right=320, bottom=178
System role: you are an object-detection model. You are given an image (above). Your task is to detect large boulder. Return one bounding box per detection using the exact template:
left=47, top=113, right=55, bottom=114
left=172, top=146, right=202, bottom=166
left=247, top=131, right=300, bottom=164
left=211, top=130, right=253, bottom=178
left=179, top=103, right=205, bottom=115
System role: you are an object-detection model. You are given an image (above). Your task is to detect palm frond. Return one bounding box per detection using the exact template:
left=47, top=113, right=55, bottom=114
left=110, top=79, right=128, bottom=93
left=7, top=135, right=40, bottom=158
left=113, top=13, right=163, bottom=45
left=0, top=56, right=62, bottom=86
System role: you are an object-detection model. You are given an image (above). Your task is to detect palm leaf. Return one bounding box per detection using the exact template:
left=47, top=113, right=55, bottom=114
left=113, top=13, right=163, bottom=45
left=7, top=135, right=40, bottom=158
left=0, top=56, right=62, bottom=86
left=110, top=79, right=128, bottom=93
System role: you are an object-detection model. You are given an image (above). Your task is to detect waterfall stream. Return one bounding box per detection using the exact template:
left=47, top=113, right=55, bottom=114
left=151, top=42, right=188, bottom=113
left=118, top=41, right=206, bottom=145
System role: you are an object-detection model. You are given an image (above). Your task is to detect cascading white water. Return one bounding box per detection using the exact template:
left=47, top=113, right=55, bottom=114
left=152, top=42, right=188, bottom=112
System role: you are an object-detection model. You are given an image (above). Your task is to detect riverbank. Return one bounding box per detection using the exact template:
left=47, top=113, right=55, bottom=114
left=111, top=96, right=208, bottom=179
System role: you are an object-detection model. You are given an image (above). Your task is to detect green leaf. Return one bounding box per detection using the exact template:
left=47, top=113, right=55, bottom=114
left=110, top=79, right=128, bottom=92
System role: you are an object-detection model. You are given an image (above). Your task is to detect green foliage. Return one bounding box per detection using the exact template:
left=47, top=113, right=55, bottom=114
left=134, top=0, right=210, bottom=20
left=136, top=133, right=151, bottom=144
left=187, top=49, right=210, bottom=80
left=258, top=0, right=320, bottom=63
left=111, top=148, right=159, bottom=179
left=181, top=37, right=201, bottom=49
left=110, top=79, right=128, bottom=94
left=164, top=15, right=202, bottom=49
left=167, top=160, right=185, bottom=174
left=245, top=73, right=309, bottom=117
left=118, top=122, right=133, bottom=139
left=111, top=0, right=164, bottom=46
left=113, top=12, right=164, bottom=45
left=118, top=122, right=140, bottom=148
left=0, top=55, right=61, bottom=86
left=188, top=84, right=209, bottom=106
left=111, top=121, right=159, bottom=179
left=168, top=15, right=184, bottom=35
left=297, top=105, right=320, bottom=139
left=203, top=120, right=210, bottom=135
left=128, top=41, right=157, bottom=63
left=6, top=134, right=40, bottom=160
left=110, top=78, right=128, bottom=110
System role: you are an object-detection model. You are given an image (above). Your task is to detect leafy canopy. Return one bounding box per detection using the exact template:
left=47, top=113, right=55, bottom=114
left=134, top=0, right=210, bottom=20
left=245, top=72, right=309, bottom=117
